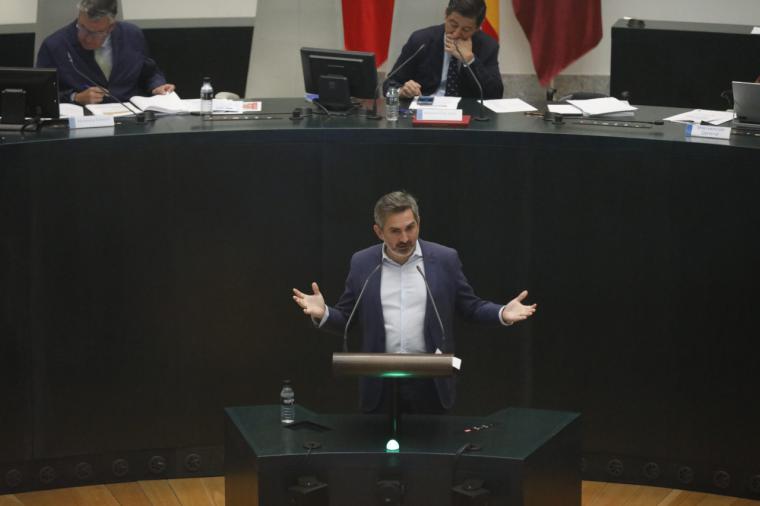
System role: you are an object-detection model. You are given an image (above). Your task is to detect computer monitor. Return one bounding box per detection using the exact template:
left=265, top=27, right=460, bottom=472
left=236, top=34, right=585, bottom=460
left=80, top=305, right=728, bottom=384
left=0, top=67, right=60, bottom=124
left=732, top=81, right=760, bottom=127
left=300, top=47, right=377, bottom=112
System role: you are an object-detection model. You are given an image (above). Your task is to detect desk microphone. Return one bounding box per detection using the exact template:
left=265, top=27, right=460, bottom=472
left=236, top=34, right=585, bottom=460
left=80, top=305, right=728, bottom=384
left=416, top=265, right=447, bottom=352
left=342, top=262, right=383, bottom=352
left=367, top=43, right=426, bottom=120
left=454, top=44, right=489, bottom=122
left=66, top=51, right=133, bottom=114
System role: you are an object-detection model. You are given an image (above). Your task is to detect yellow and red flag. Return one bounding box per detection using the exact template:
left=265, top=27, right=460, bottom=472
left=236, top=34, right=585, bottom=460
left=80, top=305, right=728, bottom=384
left=481, top=0, right=500, bottom=41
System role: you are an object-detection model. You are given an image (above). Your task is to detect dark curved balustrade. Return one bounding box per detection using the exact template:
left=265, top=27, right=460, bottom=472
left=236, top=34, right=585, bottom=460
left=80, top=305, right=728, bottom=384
left=1, top=99, right=759, bottom=498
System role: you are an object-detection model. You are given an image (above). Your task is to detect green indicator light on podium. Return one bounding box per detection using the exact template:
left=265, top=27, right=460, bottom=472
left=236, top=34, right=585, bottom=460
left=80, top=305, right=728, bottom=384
left=386, top=438, right=400, bottom=452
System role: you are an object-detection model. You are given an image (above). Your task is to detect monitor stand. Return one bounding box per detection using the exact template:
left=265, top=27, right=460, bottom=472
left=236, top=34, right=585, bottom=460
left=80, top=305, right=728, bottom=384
left=316, top=74, right=354, bottom=112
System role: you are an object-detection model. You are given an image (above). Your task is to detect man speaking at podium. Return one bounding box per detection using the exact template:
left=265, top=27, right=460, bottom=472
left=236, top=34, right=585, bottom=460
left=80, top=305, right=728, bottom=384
left=383, top=0, right=503, bottom=99
left=36, top=0, right=175, bottom=105
left=293, top=191, right=536, bottom=414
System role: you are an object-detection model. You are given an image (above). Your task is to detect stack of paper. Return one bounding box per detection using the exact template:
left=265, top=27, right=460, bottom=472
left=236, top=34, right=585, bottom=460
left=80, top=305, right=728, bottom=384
left=566, top=97, right=638, bottom=116
left=482, top=98, right=537, bottom=113
left=85, top=102, right=140, bottom=117
left=130, top=92, right=188, bottom=113
left=59, top=103, right=85, bottom=118
left=663, top=109, right=734, bottom=125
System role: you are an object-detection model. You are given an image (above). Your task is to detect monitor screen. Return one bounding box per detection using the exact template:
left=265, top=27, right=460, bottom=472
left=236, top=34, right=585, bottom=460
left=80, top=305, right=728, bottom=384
left=0, top=67, right=59, bottom=120
left=301, top=47, right=377, bottom=104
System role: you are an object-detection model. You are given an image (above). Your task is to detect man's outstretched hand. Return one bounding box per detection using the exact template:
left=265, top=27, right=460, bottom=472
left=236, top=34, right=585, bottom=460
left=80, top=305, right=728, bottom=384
left=501, top=290, right=537, bottom=324
left=292, top=282, right=326, bottom=320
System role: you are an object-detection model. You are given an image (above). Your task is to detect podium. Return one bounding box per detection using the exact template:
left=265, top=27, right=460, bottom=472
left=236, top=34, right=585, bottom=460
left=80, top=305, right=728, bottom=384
left=224, top=405, right=580, bottom=506
left=332, top=351, right=458, bottom=437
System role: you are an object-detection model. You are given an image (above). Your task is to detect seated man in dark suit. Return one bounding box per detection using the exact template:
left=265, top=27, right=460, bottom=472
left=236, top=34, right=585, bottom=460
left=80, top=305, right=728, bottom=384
left=292, top=191, right=536, bottom=414
left=383, top=0, right=503, bottom=99
left=36, top=0, right=175, bottom=105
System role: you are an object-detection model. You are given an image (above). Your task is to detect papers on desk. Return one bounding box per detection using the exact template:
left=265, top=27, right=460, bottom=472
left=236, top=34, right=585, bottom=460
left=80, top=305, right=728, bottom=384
left=547, top=104, right=583, bottom=116
left=482, top=98, right=537, bottom=113
left=83, top=91, right=263, bottom=116
left=130, top=92, right=187, bottom=113
left=85, top=102, right=140, bottom=117
left=664, top=109, right=735, bottom=125
left=566, top=97, right=637, bottom=116
left=751, top=26, right=760, bottom=35
left=59, top=103, right=85, bottom=118
left=180, top=99, right=262, bottom=114
left=409, top=96, right=461, bottom=109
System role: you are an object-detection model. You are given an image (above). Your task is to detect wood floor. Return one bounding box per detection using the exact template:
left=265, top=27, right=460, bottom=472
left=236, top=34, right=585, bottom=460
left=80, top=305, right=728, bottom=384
left=1, top=478, right=759, bottom=506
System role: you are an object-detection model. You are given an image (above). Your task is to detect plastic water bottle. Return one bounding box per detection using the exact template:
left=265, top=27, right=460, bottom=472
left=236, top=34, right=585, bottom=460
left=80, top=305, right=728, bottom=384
left=280, top=379, right=295, bottom=425
left=200, top=77, right=213, bottom=115
left=385, top=87, right=399, bottom=122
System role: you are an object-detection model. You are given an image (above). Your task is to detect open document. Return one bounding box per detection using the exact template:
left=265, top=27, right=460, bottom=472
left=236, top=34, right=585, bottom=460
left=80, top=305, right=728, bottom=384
left=482, top=98, right=537, bottom=113
left=663, top=109, right=734, bottom=125
left=566, top=97, right=637, bottom=116
left=86, top=92, right=261, bottom=116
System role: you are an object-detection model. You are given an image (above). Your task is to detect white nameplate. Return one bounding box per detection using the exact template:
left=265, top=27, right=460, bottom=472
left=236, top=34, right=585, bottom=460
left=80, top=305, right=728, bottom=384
left=68, top=115, right=116, bottom=129
left=685, top=124, right=731, bottom=140
left=416, top=109, right=463, bottom=121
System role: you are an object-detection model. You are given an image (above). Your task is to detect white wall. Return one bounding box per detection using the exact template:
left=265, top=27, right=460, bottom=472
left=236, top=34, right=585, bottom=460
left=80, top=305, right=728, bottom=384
left=0, top=0, right=38, bottom=24
left=122, top=0, right=257, bottom=20
left=246, top=0, right=343, bottom=97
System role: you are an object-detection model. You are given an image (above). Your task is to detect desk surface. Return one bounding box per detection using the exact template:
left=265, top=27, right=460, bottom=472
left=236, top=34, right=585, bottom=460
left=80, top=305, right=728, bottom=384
left=2, top=98, right=758, bottom=150
left=225, top=404, right=579, bottom=460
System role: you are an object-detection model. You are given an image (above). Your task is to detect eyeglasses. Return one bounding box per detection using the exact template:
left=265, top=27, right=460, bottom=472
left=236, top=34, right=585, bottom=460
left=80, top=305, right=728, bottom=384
left=76, top=23, right=111, bottom=39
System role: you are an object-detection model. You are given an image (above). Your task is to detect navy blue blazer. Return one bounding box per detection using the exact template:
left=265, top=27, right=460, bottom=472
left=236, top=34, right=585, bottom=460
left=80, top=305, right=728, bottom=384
left=383, top=24, right=503, bottom=99
left=323, top=239, right=504, bottom=411
left=36, top=21, right=167, bottom=104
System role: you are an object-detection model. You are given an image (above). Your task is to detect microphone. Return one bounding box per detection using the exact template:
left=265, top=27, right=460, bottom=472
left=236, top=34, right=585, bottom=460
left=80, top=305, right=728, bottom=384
left=454, top=43, right=489, bottom=122
left=415, top=265, right=447, bottom=352
left=342, top=262, right=383, bottom=352
left=66, top=51, right=133, bottom=114
left=367, top=43, right=426, bottom=120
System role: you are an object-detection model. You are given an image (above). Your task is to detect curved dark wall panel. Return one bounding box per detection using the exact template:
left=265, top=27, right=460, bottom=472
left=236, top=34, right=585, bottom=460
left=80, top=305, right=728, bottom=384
left=611, top=19, right=760, bottom=109
left=0, top=33, right=35, bottom=67
left=142, top=27, right=253, bottom=99
left=0, top=107, right=759, bottom=498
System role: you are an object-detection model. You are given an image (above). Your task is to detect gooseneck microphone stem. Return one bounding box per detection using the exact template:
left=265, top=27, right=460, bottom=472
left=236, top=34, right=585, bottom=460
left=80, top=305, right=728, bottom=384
left=416, top=265, right=447, bottom=352
left=66, top=51, right=132, bottom=114
left=368, top=43, right=426, bottom=120
left=454, top=44, right=489, bottom=122
left=342, top=262, right=383, bottom=352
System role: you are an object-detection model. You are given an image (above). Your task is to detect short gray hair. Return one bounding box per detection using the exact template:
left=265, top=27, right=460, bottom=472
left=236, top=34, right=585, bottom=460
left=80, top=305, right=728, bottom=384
left=373, top=191, right=420, bottom=228
left=77, top=0, right=118, bottom=20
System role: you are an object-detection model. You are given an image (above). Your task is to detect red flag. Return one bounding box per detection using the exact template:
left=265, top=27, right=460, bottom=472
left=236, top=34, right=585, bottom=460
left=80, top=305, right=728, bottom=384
left=342, top=0, right=395, bottom=67
left=512, top=0, right=602, bottom=86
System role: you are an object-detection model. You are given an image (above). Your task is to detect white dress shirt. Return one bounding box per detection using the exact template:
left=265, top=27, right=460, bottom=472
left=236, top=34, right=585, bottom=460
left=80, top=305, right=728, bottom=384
left=380, top=241, right=427, bottom=353
left=94, top=35, right=113, bottom=81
